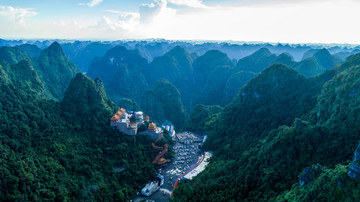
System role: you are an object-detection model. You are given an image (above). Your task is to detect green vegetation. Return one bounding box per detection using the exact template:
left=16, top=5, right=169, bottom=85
left=17, top=44, right=42, bottom=57
left=183, top=104, right=222, bottom=132
left=193, top=50, right=233, bottom=86
left=235, top=48, right=277, bottom=73
left=312, top=48, right=342, bottom=69
left=205, top=64, right=329, bottom=154
left=117, top=98, right=141, bottom=112
left=146, top=46, right=194, bottom=111
left=34, top=42, right=81, bottom=100
left=0, top=46, right=33, bottom=64
left=173, top=54, right=360, bottom=201
left=0, top=42, right=80, bottom=100
left=225, top=71, right=257, bottom=103
left=277, top=164, right=360, bottom=201
left=141, top=79, right=188, bottom=129
left=62, top=42, right=114, bottom=72
left=295, top=48, right=342, bottom=77
left=0, top=48, right=156, bottom=200
left=295, top=57, right=325, bottom=77
left=2, top=40, right=359, bottom=201
left=87, top=46, right=149, bottom=103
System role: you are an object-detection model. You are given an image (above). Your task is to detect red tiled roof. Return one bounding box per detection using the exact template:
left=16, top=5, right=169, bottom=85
left=110, top=108, right=126, bottom=122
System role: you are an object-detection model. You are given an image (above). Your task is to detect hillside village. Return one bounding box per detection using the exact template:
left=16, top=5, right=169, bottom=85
left=110, top=108, right=175, bottom=139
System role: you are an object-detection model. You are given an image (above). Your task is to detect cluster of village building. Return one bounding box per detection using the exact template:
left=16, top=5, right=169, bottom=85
left=110, top=108, right=175, bottom=139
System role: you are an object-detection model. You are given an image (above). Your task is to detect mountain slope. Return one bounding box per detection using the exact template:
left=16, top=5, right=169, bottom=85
left=193, top=50, right=233, bottom=85
left=295, top=57, right=325, bottom=77
left=141, top=79, right=188, bottom=129
left=0, top=60, right=155, bottom=201
left=61, top=73, right=117, bottom=128
left=35, top=42, right=81, bottom=100
left=173, top=53, right=360, bottom=202
left=205, top=64, right=327, bottom=154
left=192, top=50, right=234, bottom=107
left=0, top=46, right=33, bottom=64
left=183, top=104, right=222, bottom=132
left=195, top=65, right=234, bottom=106
left=17, top=44, right=42, bottom=57
left=313, top=48, right=342, bottom=69
left=235, top=48, right=277, bottom=73
left=87, top=46, right=149, bottom=103
left=225, top=71, right=257, bottom=103
left=147, top=46, right=195, bottom=110
left=64, top=42, right=114, bottom=72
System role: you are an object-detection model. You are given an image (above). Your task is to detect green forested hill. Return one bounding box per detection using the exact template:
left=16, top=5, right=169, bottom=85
left=64, top=42, right=114, bottom=72
left=141, top=79, right=188, bottom=129
left=205, top=63, right=329, bottom=155
left=17, top=44, right=42, bottom=57
left=294, top=48, right=342, bottom=77
left=183, top=104, right=222, bottom=132
left=34, top=42, right=81, bottom=100
left=225, top=71, right=257, bottom=104
left=0, top=46, right=33, bottom=65
left=193, top=50, right=233, bottom=85
left=0, top=54, right=155, bottom=201
left=235, top=48, right=277, bottom=73
left=147, top=46, right=195, bottom=111
left=0, top=42, right=80, bottom=100
left=87, top=46, right=149, bottom=103
left=173, top=55, right=360, bottom=201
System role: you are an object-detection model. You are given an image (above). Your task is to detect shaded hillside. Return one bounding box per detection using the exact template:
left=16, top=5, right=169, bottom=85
left=17, top=44, right=42, bottom=57
left=225, top=71, right=257, bottom=103
left=192, top=50, right=234, bottom=107
left=0, top=46, right=33, bottom=64
left=141, top=79, right=188, bottom=129
left=183, top=104, right=222, bottom=132
left=87, top=46, right=149, bottom=103
left=302, top=48, right=342, bottom=69
left=173, top=53, right=360, bottom=202
left=195, top=65, right=234, bottom=106
left=193, top=50, right=233, bottom=85
left=0, top=59, right=156, bottom=201
left=5, top=60, right=44, bottom=96
left=295, top=57, right=325, bottom=77
left=135, top=42, right=167, bottom=62
left=0, top=59, right=44, bottom=95
left=205, top=64, right=329, bottom=155
left=63, top=42, right=113, bottom=72
left=274, top=53, right=295, bottom=67
left=312, top=48, right=342, bottom=69
left=235, top=48, right=277, bottom=73
left=61, top=73, right=117, bottom=128
left=118, top=98, right=141, bottom=112
left=276, top=164, right=360, bottom=201
left=335, top=49, right=360, bottom=61
left=34, top=42, right=81, bottom=100
left=302, top=48, right=319, bottom=60
left=295, top=48, right=342, bottom=77
left=147, top=46, right=195, bottom=110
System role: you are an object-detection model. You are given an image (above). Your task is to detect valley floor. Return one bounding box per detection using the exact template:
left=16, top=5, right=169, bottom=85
left=133, top=135, right=203, bottom=202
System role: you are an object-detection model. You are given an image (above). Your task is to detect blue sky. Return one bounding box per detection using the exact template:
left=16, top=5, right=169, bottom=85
left=1, top=0, right=360, bottom=44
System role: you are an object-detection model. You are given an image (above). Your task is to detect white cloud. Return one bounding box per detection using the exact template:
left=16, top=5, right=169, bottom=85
left=167, top=0, right=207, bottom=8
left=3, top=0, right=360, bottom=44
left=139, top=0, right=176, bottom=24
left=79, top=0, right=103, bottom=7
left=92, top=13, right=140, bottom=31
left=0, top=5, right=37, bottom=24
